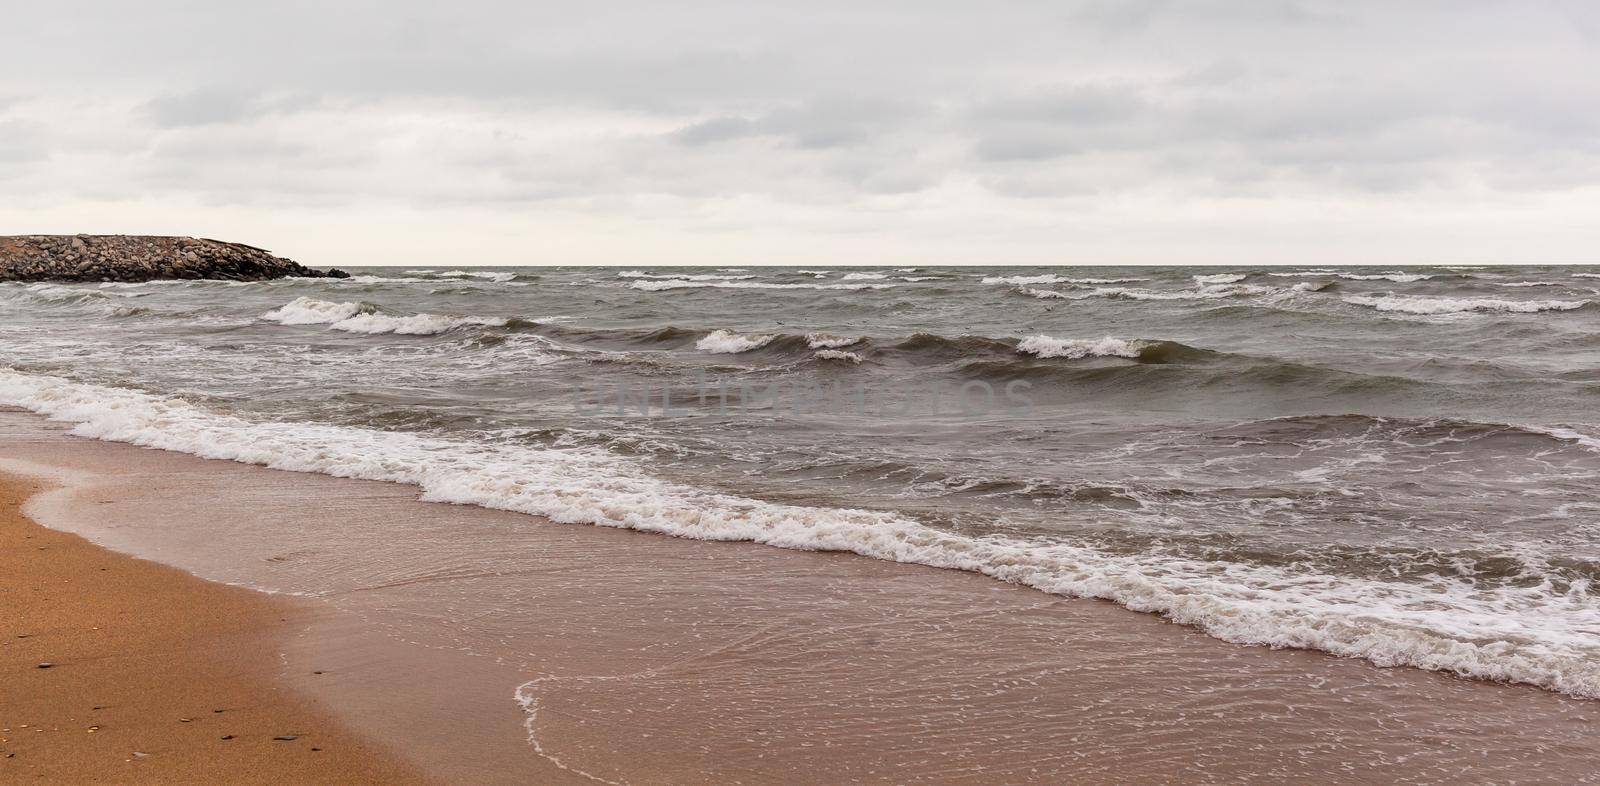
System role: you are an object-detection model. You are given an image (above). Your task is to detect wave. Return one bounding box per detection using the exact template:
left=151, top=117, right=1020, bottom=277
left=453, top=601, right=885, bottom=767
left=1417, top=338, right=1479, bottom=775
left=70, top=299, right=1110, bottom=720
left=261, top=296, right=372, bottom=324
left=1020, top=283, right=1280, bottom=301
left=260, top=297, right=509, bottom=335
left=1016, top=336, right=1146, bottom=360
left=334, top=275, right=437, bottom=284
left=432, top=270, right=518, bottom=283
left=1344, top=294, right=1590, bottom=315
left=1338, top=272, right=1433, bottom=283
left=1268, top=270, right=1434, bottom=283
left=630, top=280, right=893, bottom=292
left=617, top=271, right=756, bottom=281
left=696, top=329, right=775, bottom=353
left=2, top=367, right=1596, bottom=698
left=812, top=349, right=864, bottom=364
left=804, top=333, right=862, bottom=349
left=1193, top=273, right=1247, bottom=285
left=1016, top=286, right=1085, bottom=300
left=887, top=332, right=1216, bottom=367
left=0, top=283, right=155, bottom=318
left=980, top=274, right=1149, bottom=286
left=329, top=312, right=510, bottom=336
left=840, top=272, right=888, bottom=281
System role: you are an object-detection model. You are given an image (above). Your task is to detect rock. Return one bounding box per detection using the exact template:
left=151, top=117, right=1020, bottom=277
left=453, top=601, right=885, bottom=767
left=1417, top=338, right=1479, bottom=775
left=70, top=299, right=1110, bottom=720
left=0, top=235, right=344, bottom=283
left=273, top=735, right=299, bottom=741
left=35, top=662, right=52, bottom=669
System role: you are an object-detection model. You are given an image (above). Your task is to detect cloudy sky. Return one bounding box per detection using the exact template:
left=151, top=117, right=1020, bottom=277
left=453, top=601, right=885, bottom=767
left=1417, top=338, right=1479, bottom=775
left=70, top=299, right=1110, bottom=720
left=3, top=1, right=1598, bottom=266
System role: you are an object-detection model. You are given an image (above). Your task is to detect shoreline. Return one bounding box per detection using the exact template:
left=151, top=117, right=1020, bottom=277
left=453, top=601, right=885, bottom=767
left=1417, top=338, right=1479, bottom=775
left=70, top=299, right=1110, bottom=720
left=0, top=469, right=426, bottom=783
left=5, top=408, right=1600, bottom=782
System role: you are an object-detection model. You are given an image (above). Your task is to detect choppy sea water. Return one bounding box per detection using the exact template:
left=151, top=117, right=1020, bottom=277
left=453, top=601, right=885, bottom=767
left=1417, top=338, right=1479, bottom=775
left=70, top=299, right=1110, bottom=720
left=3, top=265, right=1600, bottom=698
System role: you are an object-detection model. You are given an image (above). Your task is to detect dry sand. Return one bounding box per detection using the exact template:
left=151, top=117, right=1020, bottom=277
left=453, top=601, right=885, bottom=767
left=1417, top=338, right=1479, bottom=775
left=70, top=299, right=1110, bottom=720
left=0, top=472, right=426, bottom=784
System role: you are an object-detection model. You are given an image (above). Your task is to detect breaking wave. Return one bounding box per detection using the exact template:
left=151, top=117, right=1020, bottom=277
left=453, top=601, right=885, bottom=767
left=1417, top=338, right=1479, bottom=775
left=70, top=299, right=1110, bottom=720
left=696, top=329, right=776, bottom=354
left=1344, top=294, right=1590, bottom=315
left=805, top=333, right=863, bottom=349
left=261, top=297, right=509, bottom=335
left=813, top=349, right=864, bottom=364
left=630, top=279, right=893, bottom=292
left=980, top=274, right=1149, bottom=286
left=2, top=367, right=1597, bottom=699
left=1016, top=336, right=1147, bottom=360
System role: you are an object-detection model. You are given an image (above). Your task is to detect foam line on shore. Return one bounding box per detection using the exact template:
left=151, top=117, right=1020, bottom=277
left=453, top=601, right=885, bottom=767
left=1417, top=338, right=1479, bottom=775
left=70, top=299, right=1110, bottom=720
left=1, top=368, right=1598, bottom=699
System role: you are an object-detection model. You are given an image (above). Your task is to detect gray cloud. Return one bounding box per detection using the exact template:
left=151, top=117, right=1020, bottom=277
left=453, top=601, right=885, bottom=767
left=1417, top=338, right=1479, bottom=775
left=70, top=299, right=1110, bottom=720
left=2, top=0, right=1599, bottom=264
left=0, top=119, right=49, bottom=164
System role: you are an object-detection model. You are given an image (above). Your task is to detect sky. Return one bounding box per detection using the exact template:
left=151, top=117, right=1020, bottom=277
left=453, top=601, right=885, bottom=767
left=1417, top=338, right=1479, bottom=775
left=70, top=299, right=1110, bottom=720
left=3, top=0, right=1599, bottom=267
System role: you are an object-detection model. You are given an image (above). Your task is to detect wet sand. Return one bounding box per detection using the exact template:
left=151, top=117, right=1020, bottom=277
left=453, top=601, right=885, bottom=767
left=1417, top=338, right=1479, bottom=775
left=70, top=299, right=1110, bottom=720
left=3, top=408, right=1599, bottom=784
left=0, top=472, right=426, bottom=784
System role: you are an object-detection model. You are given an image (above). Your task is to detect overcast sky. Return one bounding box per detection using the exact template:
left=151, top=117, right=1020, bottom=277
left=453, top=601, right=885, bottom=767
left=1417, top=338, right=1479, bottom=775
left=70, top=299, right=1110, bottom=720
left=3, top=1, right=1598, bottom=266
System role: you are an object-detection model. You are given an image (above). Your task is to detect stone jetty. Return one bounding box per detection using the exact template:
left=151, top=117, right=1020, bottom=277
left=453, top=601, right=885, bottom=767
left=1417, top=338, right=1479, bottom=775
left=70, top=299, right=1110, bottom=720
left=0, top=235, right=347, bottom=282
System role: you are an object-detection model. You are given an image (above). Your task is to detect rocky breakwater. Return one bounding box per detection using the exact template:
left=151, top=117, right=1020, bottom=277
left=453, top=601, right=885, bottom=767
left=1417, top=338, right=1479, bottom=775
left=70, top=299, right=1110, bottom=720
left=0, top=235, right=348, bottom=282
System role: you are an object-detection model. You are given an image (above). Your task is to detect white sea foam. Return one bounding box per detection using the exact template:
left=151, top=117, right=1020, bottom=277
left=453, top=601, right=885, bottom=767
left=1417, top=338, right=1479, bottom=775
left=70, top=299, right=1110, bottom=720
left=812, top=349, right=864, bottom=363
left=630, top=280, right=892, bottom=292
left=617, top=271, right=755, bottom=281
left=1344, top=294, right=1589, bottom=315
left=261, top=297, right=370, bottom=325
left=696, top=329, right=775, bottom=353
left=1018, top=282, right=1287, bottom=302
left=804, top=333, right=862, bottom=349
left=1017, top=286, right=1087, bottom=300
left=1017, top=335, right=1145, bottom=360
left=1572, top=273, right=1600, bottom=279
left=433, top=270, right=518, bottom=283
left=1337, top=272, right=1434, bottom=283
left=1267, top=270, right=1431, bottom=283
left=1099, top=284, right=1274, bottom=301
left=982, top=274, right=1061, bottom=285
left=840, top=272, right=888, bottom=280
left=1193, top=273, right=1247, bottom=285
left=2, top=367, right=1597, bottom=699
left=981, top=274, right=1148, bottom=286
left=329, top=312, right=509, bottom=336
left=337, top=275, right=436, bottom=284
left=261, top=297, right=506, bottom=335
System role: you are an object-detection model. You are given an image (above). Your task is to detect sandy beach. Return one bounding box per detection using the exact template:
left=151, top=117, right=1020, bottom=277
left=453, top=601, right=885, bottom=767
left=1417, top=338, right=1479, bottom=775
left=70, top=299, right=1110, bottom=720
left=0, top=470, right=425, bottom=784
left=4, top=408, right=1599, bottom=783
left=9, top=0, right=1600, bottom=780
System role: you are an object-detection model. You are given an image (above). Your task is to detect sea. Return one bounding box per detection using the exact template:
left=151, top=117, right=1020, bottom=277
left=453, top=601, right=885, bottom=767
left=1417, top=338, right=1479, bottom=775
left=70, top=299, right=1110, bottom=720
left=3, top=265, right=1599, bottom=699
